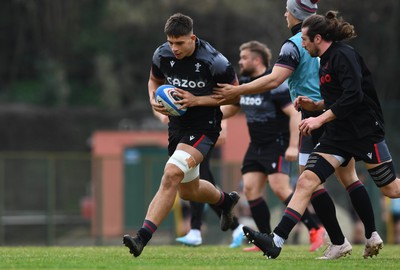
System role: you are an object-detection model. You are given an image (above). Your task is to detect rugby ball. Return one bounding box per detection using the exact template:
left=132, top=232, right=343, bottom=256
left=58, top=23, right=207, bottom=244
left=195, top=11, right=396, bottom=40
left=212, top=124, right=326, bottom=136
left=155, top=84, right=187, bottom=116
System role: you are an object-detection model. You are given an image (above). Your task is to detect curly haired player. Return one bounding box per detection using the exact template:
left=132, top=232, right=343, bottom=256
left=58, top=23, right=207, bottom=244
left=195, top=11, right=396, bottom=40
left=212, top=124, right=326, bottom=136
left=215, top=0, right=382, bottom=260
left=243, top=9, right=400, bottom=260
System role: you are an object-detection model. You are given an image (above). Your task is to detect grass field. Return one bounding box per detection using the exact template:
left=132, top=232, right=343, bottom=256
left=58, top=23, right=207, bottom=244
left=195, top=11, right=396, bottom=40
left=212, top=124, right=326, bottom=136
left=0, top=244, right=399, bottom=270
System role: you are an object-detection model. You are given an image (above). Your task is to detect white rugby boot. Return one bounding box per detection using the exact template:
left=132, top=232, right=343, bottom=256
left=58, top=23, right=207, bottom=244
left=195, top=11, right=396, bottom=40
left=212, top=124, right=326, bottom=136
left=316, top=238, right=352, bottom=260
left=363, top=231, right=383, bottom=259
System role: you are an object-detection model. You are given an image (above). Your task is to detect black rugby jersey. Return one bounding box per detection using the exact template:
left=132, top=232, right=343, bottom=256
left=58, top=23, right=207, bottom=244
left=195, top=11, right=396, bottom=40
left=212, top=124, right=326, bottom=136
left=239, top=70, right=292, bottom=144
left=151, top=38, right=237, bottom=132
left=319, top=42, right=384, bottom=140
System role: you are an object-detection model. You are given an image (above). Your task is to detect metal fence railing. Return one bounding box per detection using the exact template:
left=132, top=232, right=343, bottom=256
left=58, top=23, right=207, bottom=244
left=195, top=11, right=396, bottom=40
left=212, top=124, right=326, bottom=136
left=0, top=152, right=92, bottom=246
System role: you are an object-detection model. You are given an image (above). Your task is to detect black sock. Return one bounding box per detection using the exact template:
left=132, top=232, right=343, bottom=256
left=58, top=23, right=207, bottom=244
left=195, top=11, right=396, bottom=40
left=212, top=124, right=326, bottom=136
left=190, top=201, right=205, bottom=230
left=347, top=180, right=376, bottom=238
left=284, top=193, right=320, bottom=231
left=311, top=189, right=345, bottom=245
left=248, top=197, right=271, bottom=234
left=137, top=219, right=157, bottom=246
left=214, top=191, right=232, bottom=211
left=273, top=207, right=302, bottom=239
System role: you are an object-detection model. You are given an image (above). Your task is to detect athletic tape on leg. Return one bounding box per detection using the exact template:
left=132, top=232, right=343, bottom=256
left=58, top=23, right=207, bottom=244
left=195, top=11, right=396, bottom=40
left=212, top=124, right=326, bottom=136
left=167, top=150, right=199, bottom=183
left=304, top=153, right=335, bottom=183
left=368, top=161, right=397, bottom=187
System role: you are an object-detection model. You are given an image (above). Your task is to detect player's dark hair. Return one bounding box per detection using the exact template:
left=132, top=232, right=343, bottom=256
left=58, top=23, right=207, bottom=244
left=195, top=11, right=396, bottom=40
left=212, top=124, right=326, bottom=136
left=302, top=10, right=356, bottom=42
left=239, top=41, right=272, bottom=69
left=164, top=13, right=193, bottom=37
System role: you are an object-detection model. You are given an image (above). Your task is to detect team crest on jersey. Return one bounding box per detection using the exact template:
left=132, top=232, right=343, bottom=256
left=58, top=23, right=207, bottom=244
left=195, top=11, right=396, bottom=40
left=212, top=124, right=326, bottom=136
left=170, top=61, right=175, bottom=67
left=195, top=63, right=201, bottom=72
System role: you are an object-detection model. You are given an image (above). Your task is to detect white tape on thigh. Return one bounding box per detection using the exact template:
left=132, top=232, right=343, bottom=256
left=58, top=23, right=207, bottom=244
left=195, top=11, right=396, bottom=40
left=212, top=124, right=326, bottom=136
left=167, top=150, right=199, bottom=183
left=182, top=164, right=199, bottom=183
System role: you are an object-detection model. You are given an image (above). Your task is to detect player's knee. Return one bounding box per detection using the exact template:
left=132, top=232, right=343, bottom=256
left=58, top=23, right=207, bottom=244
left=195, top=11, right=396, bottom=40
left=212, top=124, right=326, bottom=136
left=243, top=184, right=261, bottom=199
left=296, top=170, right=320, bottom=192
left=163, top=163, right=183, bottom=179
left=269, top=177, right=291, bottom=200
left=160, top=168, right=182, bottom=190
left=167, top=150, right=199, bottom=183
left=274, top=189, right=291, bottom=201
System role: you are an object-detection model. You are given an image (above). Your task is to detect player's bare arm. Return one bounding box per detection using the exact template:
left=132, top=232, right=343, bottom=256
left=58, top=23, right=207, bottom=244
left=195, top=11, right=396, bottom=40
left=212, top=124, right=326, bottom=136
left=174, top=88, right=240, bottom=109
left=282, top=104, right=300, bottom=161
left=213, top=66, right=292, bottom=103
left=294, top=96, right=325, bottom=111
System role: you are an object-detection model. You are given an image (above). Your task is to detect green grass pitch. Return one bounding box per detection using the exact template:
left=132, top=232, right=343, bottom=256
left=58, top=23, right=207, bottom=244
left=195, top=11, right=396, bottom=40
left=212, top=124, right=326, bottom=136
left=0, top=245, right=399, bottom=270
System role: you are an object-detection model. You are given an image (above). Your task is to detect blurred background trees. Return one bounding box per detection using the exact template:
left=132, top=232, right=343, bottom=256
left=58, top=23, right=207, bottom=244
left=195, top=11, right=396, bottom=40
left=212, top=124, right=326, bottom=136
left=0, top=0, right=399, bottom=109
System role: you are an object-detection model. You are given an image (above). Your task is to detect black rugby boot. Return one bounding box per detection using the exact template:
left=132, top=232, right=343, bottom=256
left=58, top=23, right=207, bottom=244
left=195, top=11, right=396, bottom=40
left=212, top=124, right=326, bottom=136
left=123, top=234, right=144, bottom=257
left=220, top=191, right=240, bottom=231
left=243, top=226, right=281, bottom=259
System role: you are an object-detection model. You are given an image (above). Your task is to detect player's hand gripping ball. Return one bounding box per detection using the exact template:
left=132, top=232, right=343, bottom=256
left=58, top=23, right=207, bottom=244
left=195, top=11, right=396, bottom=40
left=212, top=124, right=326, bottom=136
left=155, top=85, right=187, bottom=116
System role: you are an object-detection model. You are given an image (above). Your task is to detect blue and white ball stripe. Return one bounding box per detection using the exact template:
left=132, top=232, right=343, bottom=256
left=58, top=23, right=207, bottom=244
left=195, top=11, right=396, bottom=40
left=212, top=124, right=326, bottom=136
left=155, top=85, right=187, bottom=116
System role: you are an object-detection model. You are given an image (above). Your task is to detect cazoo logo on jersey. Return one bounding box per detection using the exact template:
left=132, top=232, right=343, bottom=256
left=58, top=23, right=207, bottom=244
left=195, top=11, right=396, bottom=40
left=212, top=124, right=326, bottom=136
left=166, top=77, right=206, bottom=88
left=240, top=96, right=262, bottom=106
